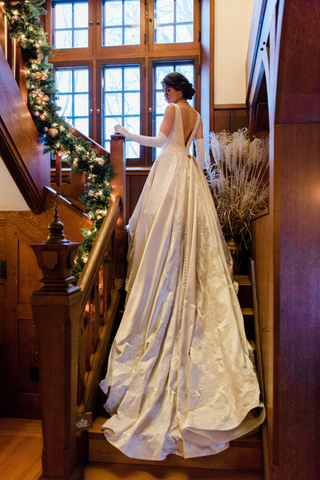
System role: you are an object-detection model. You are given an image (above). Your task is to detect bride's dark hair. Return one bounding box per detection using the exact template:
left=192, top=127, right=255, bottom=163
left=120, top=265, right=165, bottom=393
left=161, top=72, right=196, bottom=100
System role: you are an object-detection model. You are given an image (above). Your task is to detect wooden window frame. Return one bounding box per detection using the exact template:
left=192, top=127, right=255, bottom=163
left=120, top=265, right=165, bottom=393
left=149, top=0, right=200, bottom=53
left=47, top=0, right=96, bottom=60
left=96, top=58, right=146, bottom=167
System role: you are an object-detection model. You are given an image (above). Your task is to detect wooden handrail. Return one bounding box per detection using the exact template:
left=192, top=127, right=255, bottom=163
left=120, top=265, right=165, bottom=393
left=0, top=46, right=50, bottom=214
left=71, top=126, right=109, bottom=157
left=77, top=196, right=121, bottom=313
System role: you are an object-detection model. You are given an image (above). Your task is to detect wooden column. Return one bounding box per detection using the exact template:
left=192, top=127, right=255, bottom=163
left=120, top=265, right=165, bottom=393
left=31, top=205, right=84, bottom=480
left=110, top=133, right=126, bottom=279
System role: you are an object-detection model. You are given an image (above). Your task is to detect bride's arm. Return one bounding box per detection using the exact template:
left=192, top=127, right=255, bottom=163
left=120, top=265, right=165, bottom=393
left=114, top=105, right=175, bottom=148
left=194, top=118, right=205, bottom=169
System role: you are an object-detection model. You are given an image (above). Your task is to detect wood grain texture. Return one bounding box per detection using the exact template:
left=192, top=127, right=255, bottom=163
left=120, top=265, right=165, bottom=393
left=213, top=106, right=249, bottom=134
left=0, top=419, right=262, bottom=480
left=251, top=212, right=273, bottom=471
left=273, top=123, right=320, bottom=480
left=275, top=1, right=320, bottom=124
left=0, top=48, right=50, bottom=214
left=85, top=463, right=262, bottom=480
left=2, top=190, right=92, bottom=418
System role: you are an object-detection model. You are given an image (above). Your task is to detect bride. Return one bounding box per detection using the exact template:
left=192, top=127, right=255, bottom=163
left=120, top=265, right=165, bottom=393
left=100, top=72, right=265, bottom=461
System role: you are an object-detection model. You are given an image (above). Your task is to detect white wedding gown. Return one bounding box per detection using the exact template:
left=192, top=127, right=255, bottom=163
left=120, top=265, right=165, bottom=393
left=100, top=104, right=265, bottom=460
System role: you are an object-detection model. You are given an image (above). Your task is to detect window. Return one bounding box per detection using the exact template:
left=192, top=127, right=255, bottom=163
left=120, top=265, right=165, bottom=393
left=154, top=0, right=194, bottom=44
left=102, top=0, right=140, bottom=47
left=50, top=0, right=200, bottom=166
left=52, top=1, right=89, bottom=49
left=55, top=66, right=89, bottom=136
left=102, top=64, right=140, bottom=158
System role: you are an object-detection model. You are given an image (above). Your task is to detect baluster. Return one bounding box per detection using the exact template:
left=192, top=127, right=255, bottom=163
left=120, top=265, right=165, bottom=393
left=70, top=172, right=86, bottom=211
left=55, top=151, right=62, bottom=195
left=110, top=134, right=126, bottom=279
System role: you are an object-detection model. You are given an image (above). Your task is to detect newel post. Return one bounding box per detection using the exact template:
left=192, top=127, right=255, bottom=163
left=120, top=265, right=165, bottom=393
left=31, top=205, right=84, bottom=480
left=110, top=133, right=126, bottom=279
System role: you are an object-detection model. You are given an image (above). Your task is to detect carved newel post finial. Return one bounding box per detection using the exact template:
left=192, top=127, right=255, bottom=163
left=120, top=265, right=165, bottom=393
left=45, top=202, right=70, bottom=244
left=31, top=202, right=80, bottom=294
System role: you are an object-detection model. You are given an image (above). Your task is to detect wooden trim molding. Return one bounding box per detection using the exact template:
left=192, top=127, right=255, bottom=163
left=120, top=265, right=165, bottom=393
left=0, top=48, right=50, bottom=214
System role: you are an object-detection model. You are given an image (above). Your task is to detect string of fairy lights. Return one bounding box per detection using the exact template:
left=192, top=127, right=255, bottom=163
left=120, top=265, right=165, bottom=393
left=1, top=0, right=114, bottom=281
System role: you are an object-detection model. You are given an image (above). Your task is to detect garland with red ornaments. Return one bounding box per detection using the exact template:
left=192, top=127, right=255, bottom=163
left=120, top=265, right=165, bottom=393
left=2, top=0, right=114, bottom=281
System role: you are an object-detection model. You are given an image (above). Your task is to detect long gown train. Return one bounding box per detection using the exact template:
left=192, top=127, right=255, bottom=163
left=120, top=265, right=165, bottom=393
left=100, top=104, right=265, bottom=460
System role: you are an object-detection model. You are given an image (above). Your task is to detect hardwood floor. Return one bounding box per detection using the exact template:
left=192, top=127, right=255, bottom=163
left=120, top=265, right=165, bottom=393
left=0, top=419, right=262, bottom=480
left=0, top=418, right=42, bottom=480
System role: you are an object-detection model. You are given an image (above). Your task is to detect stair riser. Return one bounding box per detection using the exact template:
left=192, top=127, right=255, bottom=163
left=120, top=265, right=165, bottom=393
left=89, top=438, right=262, bottom=471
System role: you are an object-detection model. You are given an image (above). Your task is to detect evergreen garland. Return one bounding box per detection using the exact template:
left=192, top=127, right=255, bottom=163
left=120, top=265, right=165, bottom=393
left=2, top=0, right=115, bottom=282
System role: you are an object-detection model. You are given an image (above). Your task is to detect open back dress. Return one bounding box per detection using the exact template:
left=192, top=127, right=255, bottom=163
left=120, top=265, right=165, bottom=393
left=100, top=103, right=265, bottom=460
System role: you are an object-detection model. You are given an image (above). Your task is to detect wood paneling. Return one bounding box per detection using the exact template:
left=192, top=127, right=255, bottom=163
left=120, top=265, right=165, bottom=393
left=18, top=240, right=42, bottom=304
left=251, top=211, right=273, bottom=470
left=126, top=169, right=150, bottom=217
left=213, top=105, right=249, bottom=133
left=18, top=319, right=40, bottom=394
left=273, top=122, right=320, bottom=480
left=1, top=189, right=93, bottom=418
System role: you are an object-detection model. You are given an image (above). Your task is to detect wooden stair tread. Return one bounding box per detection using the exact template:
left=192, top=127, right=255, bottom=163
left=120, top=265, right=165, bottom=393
left=88, top=416, right=262, bottom=471
left=90, top=416, right=261, bottom=445
left=242, top=307, right=254, bottom=316
left=234, top=274, right=251, bottom=286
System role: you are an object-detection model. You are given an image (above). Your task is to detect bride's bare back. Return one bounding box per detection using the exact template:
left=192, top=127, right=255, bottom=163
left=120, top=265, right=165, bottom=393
left=160, top=102, right=203, bottom=144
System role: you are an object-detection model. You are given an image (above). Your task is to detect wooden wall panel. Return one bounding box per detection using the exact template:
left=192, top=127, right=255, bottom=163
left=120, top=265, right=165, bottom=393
left=18, top=319, right=39, bottom=394
left=1, top=191, right=93, bottom=418
left=251, top=211, right=274, bottom=467
left=213, top=105, right=249, bottom=133
left=18, top=240, right=42, bottom=304
left=126, top=171, right=149, bottom=217
left=273, top=122, right=320, bottom=480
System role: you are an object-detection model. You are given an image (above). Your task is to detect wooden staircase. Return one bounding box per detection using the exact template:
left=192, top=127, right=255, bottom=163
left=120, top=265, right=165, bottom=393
left=86, top=272, right=264, bottom=477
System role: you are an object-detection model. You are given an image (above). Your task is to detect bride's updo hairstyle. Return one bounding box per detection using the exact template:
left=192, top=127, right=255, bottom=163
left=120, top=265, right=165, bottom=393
left=161, top=72, right=196, bottom=100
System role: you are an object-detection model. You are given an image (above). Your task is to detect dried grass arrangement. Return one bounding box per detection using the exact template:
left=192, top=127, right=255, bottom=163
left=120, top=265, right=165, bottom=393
left=206, top=128, right=269, bottom=254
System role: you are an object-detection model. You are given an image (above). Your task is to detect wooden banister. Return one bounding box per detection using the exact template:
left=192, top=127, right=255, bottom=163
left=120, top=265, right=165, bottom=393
left=71, top=127, right=109, bottom=157
left=0, top=46, right=50, bottom=214
left=77, top=196, right=121, bottom=314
